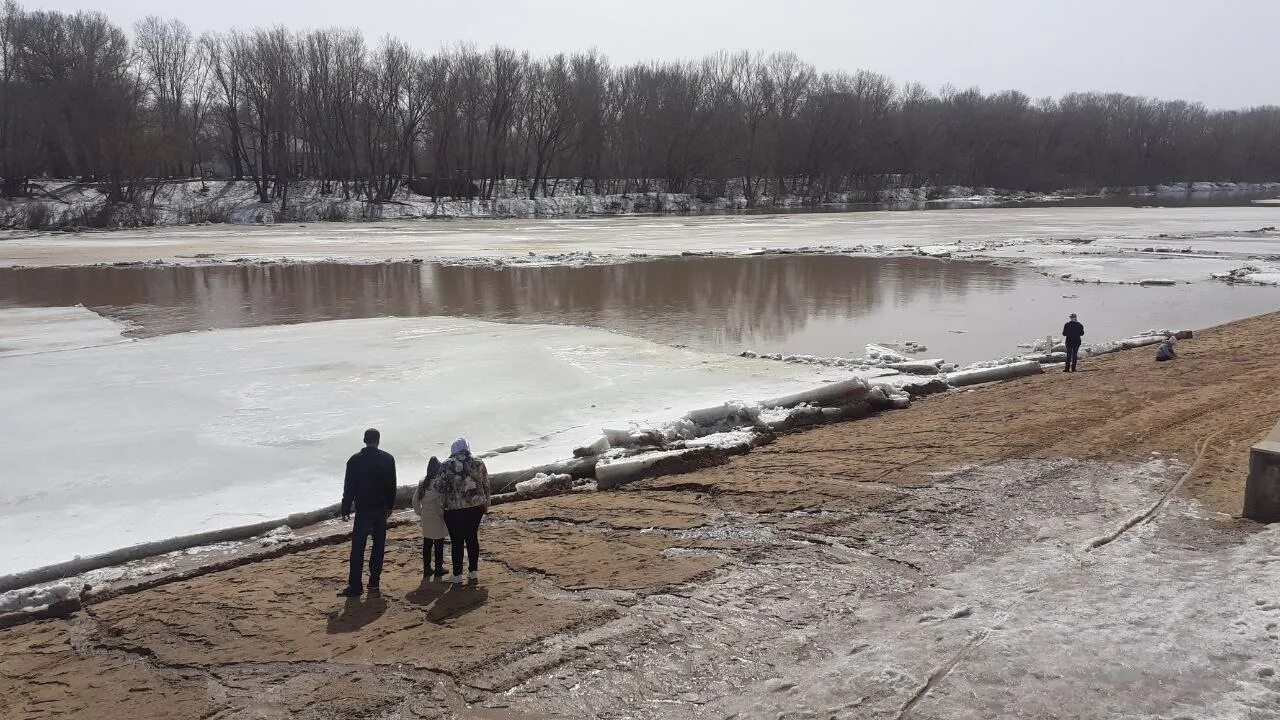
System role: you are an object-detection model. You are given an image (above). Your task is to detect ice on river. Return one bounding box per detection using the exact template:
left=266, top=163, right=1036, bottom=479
left=0, top=306, right=847, bottom=575
left=2, top=206, right=1278, bottom=287
left=0, top=305, right=134, bottom=357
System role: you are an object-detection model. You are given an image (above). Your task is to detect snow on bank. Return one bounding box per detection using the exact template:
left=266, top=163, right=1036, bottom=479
left=0, top=310, right=854, bottom=576
left=5, top=179, right=1277, bottom=231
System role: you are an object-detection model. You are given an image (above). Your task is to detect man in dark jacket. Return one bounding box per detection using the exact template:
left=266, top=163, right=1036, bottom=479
left=1062, top=313, right=1085, bottom=373
left=338, top=428, right=397, bottom=597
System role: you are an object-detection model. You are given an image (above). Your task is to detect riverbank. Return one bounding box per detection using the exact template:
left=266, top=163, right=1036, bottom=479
left=3, top=310, right=1278, bottom=719
left=3, top=178, right=1277, bottom=232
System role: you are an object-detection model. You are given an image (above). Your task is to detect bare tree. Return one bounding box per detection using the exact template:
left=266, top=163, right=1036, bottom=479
left=133, top=16, right=201, bottom=176
left=523, top=54, right=577, bottom=199
left=4, top=3, right=1280, bottom=214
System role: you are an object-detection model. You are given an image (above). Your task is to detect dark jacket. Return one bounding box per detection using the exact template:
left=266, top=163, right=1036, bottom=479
left=1063, top=320, right=1085, bottom=343
left=342, top=447, right=397, bottom=516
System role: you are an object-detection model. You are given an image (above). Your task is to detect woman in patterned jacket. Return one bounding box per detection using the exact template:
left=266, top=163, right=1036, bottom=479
left=430, top=438, right=490, bottom=584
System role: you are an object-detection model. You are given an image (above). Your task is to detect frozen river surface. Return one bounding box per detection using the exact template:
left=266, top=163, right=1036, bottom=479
left=0, top=308, right=849, bottom=576
left=1, top=203, right=1277, bottom=270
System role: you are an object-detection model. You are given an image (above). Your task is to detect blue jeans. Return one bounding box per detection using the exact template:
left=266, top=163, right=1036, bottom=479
left=1065, top=341, right=1081, bottom=371
left=348, top=512, right=388, bottom=589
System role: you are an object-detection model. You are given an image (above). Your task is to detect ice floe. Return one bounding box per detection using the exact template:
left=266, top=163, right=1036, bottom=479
left=0, top=309, right=850, bottom=576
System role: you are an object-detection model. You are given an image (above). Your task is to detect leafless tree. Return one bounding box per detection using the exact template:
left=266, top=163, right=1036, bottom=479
left=4, top=0, right=1280, bottom=211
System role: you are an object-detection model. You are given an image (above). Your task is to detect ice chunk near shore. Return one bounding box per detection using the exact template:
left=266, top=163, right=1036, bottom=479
left=945, top=360, right=1044, bottom=387
left=760, top=404, right=827, bottom=431
left=1084, top=331, right=1189, bottom=357
left=885, top=358, right=944, bottom=375
left=683, top=400, right=763, bottom=431
left=1018, top=336, right=1058, bottom=353
left=257, top=525, right=295, bottom=547
left=1213, top=263, right=1280, bottom=286
left=0, top=582, right=78, bottom=614
left=602, top=418, right=699, bottom=448
left=513, top=473, right=573, bottom=498
left=682, top=429, right=758, bottom=451
left=740, top=350, right=875, bottom=370
left=867, top=385, right=912, bottom=409
left=760, top=377, right=871, bottom=410
left=916, top=244, right=986, bottom=258
left=573, top=435, right=612, bottom=457
left=874, top=340, right=928, bottom=355
left=865, top=344, right=910, bottom=363
left=596, top=449, right=693, bottom=490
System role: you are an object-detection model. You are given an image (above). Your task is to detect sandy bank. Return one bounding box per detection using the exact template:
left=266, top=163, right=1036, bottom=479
left=3, top=311, right=1280, bottom=718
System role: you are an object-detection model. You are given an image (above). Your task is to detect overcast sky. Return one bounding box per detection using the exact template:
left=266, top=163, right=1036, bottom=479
left=23, top=0, right=1278, bottom=108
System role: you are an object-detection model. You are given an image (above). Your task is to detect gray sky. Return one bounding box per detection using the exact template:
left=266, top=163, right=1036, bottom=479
left=25, top=0, right=1279, bottom=108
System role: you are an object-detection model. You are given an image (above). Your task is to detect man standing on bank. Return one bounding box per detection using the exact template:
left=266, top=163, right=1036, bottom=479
left=1062, top=312, right=1085, bottom=373
left=338, top=428, right=398, bottom=597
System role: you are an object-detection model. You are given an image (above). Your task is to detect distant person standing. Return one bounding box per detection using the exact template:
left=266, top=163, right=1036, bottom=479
left=338, top=428, right=397, bottom=597
left=1062, top=313, right=1085, bottom=373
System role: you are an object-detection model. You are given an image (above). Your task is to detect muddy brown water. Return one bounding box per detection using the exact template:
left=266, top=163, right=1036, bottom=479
left=3, top=255, right=1279, bottom=363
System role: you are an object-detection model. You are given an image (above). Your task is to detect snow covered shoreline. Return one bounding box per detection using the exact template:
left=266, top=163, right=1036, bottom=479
left=2, top=178, right=1277, bottom=231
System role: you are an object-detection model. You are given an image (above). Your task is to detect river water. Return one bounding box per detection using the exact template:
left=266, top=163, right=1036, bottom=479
left=2, top=255, right=1278, bottom=363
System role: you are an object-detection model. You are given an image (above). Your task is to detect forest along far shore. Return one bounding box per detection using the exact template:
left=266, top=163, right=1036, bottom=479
left=3, top=1, right=1280, bottom=230
left=1, top=310, right=1278, bottom=717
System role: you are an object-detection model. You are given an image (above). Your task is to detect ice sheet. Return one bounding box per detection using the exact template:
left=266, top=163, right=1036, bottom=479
left=0, top=305, right=132, bottom=357
left=2, top=206, right=1278, bottom=284
left=0, top=310, right=846, bottom=575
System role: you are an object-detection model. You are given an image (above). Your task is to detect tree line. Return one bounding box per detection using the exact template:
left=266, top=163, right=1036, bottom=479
left=2, top=1, right=1278, bottom=205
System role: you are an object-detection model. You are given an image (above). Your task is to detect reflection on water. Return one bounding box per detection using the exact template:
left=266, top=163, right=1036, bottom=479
left=2, top=256, right=1278, bottom=364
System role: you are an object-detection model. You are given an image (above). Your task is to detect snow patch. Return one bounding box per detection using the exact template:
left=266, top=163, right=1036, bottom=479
left=0, top=582, right=78, bottom=614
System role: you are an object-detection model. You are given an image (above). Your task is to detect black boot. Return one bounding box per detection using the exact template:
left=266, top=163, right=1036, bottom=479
left=337, top=585, right=362, bottom=597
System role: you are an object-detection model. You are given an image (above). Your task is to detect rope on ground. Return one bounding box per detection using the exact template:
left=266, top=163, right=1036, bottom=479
left=1085, top=428, right=1224, bottom=552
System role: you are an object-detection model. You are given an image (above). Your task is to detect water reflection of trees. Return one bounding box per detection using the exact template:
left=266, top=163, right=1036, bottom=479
left=0, top=256, right=1019, bottom=348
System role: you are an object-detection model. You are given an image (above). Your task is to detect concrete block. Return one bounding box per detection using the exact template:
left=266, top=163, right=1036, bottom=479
left=1244, top=439, right=1280, bottom=523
